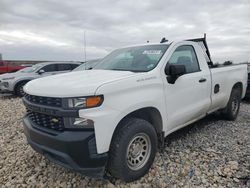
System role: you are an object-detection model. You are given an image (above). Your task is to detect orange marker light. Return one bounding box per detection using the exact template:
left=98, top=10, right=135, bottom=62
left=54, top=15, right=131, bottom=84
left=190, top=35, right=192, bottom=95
left=86, top=96, right=103, bottom=108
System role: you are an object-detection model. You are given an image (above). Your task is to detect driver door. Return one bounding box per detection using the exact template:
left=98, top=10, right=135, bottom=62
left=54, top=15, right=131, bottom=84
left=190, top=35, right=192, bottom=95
left=164, top=45, right=211, bottom=132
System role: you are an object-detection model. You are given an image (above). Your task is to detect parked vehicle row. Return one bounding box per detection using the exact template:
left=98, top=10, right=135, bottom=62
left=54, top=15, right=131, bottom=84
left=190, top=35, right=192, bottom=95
left=0, top=62, right=81, bottom=96
left=21, top=36, right=248, bottom=182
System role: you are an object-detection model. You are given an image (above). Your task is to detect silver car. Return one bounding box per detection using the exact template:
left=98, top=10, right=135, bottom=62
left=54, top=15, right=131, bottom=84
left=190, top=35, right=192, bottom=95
left=73, top=59, right=101, bottom=71
left=0, top=61, right=80, bottom=96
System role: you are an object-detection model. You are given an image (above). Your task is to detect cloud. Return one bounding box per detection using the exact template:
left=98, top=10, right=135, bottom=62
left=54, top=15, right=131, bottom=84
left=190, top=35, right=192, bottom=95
left=0, top=0, right=249, bottom=62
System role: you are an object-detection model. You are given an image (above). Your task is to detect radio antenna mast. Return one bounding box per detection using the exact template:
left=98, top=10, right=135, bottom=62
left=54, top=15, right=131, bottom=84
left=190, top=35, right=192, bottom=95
left=84, top=30, right=87, bottom=63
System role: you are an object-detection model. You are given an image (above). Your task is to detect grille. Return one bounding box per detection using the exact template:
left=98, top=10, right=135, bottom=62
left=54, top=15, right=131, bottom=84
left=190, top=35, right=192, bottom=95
left=27, top=110, right=64, bottom=131
left=25, top=94, right=62, bottom=107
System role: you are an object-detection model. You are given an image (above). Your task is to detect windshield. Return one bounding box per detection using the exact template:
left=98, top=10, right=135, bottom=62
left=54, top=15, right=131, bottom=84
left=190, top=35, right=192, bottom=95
left=73, top=59, right=101, bottom=71
left=19, top=64, right=44, bottom=73
left=94, top=45, right=169, bottom=72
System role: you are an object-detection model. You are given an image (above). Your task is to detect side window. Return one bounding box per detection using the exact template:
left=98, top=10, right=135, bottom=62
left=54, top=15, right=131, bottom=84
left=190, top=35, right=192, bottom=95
left=70, top=64, right=79, bottom=70
left=42, top=64, right=56, bottom=72
left=168, top=45, right=200, bottom=73
left=57, top=64, right=72, bottom=71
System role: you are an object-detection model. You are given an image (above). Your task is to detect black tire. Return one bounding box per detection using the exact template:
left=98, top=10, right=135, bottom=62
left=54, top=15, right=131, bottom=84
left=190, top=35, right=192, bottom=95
left=107, top=118, right=157, bottom=182
left=15, top=81, right=28, bottom=97
left=222, top=88, right=241, bottom=120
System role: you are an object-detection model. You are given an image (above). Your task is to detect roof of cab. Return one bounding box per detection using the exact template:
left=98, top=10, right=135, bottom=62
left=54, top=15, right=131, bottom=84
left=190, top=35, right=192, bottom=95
left=118, top=39, right=199, bottom=49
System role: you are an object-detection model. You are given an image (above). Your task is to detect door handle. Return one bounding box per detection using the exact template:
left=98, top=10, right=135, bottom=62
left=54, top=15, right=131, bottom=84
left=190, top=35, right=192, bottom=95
left=199, top=78, right=206, bottom=83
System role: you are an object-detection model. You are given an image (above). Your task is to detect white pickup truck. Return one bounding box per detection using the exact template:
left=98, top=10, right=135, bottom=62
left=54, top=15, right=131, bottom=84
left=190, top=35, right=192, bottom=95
left=22, top=36, right=248, bottom=182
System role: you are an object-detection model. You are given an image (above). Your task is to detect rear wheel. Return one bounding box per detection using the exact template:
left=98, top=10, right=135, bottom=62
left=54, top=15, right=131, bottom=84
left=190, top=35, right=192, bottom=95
left=15, top=81, right=28, bottom=97
left=107, top=118, right=157, bottom=182
left=222, top=88, right=241, bottom=120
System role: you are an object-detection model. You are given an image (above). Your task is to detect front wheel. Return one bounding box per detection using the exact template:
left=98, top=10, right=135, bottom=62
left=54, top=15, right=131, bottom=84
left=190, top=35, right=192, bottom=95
left=222, top=88, right=241, bottom=120
left=15, top=81, right=28, bottom=97
left=107, top=118, right=157, bottom=182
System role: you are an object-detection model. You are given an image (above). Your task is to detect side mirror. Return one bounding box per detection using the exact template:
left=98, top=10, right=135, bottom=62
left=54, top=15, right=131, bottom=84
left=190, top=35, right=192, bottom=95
left=38, top=69, right=45, bottom=74
left=165, top=64, right=186, bottom=84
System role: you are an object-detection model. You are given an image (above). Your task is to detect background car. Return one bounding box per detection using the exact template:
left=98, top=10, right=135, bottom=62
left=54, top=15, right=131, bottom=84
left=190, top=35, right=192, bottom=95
left=0, top=61, right=80, bottom=96
left=73, top=59, right=101, bottom=71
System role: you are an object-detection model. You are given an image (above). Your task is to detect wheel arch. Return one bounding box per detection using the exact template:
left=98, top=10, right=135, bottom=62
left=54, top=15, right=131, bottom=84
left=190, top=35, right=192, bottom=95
left=232, top=82, right=243, bottom=97
left=14, top=79, right=30, bottom=94
left=112, top=107, right=163, bottom=140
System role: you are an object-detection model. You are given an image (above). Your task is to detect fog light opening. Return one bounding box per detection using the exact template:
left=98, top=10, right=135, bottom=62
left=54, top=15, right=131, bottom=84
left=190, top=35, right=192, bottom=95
left=72, top=118, right=94, bottom=129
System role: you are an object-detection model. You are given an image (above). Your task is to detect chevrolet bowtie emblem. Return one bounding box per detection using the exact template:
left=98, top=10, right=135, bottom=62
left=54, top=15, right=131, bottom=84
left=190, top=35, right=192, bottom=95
left=51, top=118, right=59, bottom=123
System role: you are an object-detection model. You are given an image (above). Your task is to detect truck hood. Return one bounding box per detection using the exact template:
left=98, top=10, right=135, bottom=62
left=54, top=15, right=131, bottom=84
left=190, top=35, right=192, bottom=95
left=24, top=70, right=136, bottom=97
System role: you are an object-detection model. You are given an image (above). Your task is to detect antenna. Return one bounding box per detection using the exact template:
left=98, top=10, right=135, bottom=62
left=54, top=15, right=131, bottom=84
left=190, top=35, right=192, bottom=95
left=84, top=31, right=87, bottom=69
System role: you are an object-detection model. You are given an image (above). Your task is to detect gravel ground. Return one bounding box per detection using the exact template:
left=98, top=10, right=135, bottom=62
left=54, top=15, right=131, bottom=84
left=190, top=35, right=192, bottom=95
left=0, top=96, right=249, bottom=188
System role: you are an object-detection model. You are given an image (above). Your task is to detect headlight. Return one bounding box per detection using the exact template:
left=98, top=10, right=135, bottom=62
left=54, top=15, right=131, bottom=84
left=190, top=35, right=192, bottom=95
left=67, top=95, right=103, bottom=108
left=2, top=82, right=9, bottom=88
left=68, top=97, right=86, bottom=108
left=2, top=77, right=15, bottom=80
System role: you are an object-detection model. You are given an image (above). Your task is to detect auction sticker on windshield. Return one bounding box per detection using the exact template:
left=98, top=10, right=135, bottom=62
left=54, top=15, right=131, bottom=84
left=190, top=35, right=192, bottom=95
left=142, top=50, right=162, bottom=55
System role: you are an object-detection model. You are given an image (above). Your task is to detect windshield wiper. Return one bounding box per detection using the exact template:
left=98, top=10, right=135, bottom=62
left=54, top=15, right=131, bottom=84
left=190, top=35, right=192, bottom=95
left=110, top=68, right=144, bottom=73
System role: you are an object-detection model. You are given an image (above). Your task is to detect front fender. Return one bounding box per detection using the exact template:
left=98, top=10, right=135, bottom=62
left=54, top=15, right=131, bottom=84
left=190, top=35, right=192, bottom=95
left=79, top=101, right=165, bottom=154
left=81, top=73, right=166, bottom=154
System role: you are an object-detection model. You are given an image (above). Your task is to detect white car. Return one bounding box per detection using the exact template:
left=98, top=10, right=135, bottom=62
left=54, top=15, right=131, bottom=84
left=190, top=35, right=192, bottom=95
left=0, top=62, right=80, bottom=96
left=22, top=37, right=247, bottom=181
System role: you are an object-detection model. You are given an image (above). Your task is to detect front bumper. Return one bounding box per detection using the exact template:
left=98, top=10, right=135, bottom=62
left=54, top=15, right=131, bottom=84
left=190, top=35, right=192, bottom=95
left=0, top=89, right=12, bottom=94
left=23, top=116, right=108, bottom=178
left=0, top=81, right=12, bottom=94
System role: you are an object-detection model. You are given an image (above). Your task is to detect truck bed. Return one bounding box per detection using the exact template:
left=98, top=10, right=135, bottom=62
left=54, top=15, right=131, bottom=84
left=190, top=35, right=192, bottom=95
left=208, top=64, right=248, bottom=113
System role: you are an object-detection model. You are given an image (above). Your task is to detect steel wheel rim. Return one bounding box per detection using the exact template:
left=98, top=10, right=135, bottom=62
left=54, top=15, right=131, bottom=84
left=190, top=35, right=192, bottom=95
left=232, top=97, right=239, bottom=115
left=126, top=133, right=151, bottom=171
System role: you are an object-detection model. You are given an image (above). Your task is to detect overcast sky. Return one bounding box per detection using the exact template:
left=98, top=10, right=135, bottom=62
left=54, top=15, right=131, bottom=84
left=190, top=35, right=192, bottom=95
left=0, top=0, right=249, bottom=63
